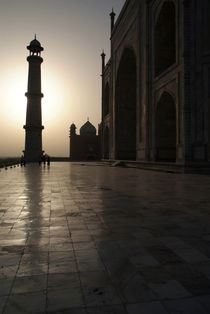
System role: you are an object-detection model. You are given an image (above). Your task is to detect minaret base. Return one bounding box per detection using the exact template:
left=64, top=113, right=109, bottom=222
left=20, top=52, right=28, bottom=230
left=24, top=125, right=44, bottom=162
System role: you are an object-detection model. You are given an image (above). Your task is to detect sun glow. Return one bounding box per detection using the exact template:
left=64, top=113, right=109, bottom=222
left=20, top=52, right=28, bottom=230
left=42, top=68, right=67, bottom=126
left=1, top=67, right=27, bottom=126
left=0, top=56, right=101, bottom=157
left=1, top=66, right=68, bottom=127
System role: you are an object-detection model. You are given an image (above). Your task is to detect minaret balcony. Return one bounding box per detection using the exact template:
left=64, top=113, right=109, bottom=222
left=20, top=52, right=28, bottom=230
left=23, top=125, right=44, bottom=131
left=25, top=92, right=44, bottom=98
left=27, top=55, right=43, bottom=63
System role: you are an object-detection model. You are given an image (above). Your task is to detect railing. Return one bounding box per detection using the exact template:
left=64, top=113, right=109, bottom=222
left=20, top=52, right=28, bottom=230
left=0, top=158, right=21, bottom=169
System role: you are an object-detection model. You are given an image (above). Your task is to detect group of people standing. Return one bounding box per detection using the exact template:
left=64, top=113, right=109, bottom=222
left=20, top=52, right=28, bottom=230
left=39, top=154, right=50, bottom=166
left=20, top=154, right=51, bottom=166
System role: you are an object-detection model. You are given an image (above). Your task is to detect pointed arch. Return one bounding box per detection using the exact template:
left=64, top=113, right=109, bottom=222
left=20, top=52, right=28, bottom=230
left=115, top=47, right=137, bottom=160
left=155, top=92, right=176, bottom=161
left=155, top=1, right=176, bottom=76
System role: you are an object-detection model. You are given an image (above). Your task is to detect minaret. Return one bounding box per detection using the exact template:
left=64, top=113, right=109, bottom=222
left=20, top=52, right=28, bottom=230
left=101, top=50, right=106, bottom=159
left=101, top=50, right=106, bottom=75
left=23, top=36, right=44, bottom=162
left=110, top=8, right=116, bottom=36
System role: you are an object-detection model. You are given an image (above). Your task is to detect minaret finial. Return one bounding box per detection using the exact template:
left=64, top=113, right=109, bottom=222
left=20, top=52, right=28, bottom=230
left=87, top=117, right=89, bottom=121
left=101, top=49, right=105, bottom=57
left=110, top=8, right=116, bottom=35
left=35, top=34, right=36, bottom=39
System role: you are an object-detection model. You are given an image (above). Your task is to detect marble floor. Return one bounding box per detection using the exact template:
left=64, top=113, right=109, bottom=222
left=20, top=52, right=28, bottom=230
left=0, top=162, right=210, bottom=314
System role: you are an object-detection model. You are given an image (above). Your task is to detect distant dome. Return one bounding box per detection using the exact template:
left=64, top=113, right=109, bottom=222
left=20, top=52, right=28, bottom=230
left=70, top=123, right=76, bottom=135
left=80, top=121, right=96, bottom=136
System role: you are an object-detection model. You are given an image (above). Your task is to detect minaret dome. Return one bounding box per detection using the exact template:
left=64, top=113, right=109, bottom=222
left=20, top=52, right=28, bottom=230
left=27, top=35, right=44, bottom=56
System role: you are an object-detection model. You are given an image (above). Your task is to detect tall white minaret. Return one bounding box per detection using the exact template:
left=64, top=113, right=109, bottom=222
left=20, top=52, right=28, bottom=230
left=23, top=36, right=44, bottom=162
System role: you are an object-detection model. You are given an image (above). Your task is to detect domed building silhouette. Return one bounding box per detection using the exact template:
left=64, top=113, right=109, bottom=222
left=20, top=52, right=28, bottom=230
left=69, top=119, right=100, bottom=160
left=80, top=120, right=97, bottom=136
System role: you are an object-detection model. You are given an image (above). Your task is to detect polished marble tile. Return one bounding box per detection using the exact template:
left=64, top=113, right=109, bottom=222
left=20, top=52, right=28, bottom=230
left=1, top=162, right=210, bottom=313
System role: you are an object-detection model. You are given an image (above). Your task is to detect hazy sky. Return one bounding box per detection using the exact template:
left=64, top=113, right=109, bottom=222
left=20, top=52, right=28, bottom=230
left=0, top=0, right=125, bottom=157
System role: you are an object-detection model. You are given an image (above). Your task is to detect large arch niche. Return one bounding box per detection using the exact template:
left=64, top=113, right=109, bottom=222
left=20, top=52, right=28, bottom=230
left=155, top=1, right=176, bottom=76
left=155, top=92, right=176, bottom=161
left=115, top=48, right=137, bottom=160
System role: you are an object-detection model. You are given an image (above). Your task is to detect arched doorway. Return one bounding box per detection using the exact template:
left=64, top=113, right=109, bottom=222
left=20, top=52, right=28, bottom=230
left=155, top=1, right=176, bottom=76
left=104, top=126, right=109, bottom=159
left=156, top=92, right=176, bottom=161
left=115, top=48, right=137, bottom=160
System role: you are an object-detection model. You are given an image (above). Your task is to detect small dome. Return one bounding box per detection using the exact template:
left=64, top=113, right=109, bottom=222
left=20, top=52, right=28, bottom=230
left=30, top=38, right=41, bottom=47
left=80, top=121, right=96, bottom=136
left=27, top=36, right=44, bottom=53
left=70, top=123, right=76, bottom=136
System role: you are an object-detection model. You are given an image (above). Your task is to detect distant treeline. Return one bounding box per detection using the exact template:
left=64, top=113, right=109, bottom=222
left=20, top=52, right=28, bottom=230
left=0, top=157, right=20, bottom=168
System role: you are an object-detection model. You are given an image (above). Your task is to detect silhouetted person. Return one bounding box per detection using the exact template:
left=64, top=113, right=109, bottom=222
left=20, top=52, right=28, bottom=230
left=47, top=155, right=50, bottom=166
left=20, top=155, right=24, bottom=166
left=42, top=154, right=46, bottom=166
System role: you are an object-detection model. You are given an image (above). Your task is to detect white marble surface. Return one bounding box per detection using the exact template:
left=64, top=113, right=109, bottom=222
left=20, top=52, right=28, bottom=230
left=0, top=162, right=210, bottom=313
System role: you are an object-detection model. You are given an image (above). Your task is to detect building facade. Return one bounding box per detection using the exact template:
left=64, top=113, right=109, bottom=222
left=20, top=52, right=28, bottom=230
left=69, top=120, right=100, bottom=161
left=101, top=0, right=210, bottom=168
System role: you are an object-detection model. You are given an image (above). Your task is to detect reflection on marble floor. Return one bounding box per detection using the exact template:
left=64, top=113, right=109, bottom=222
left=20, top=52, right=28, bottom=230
left=0, top=162, right=210, bottom=313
